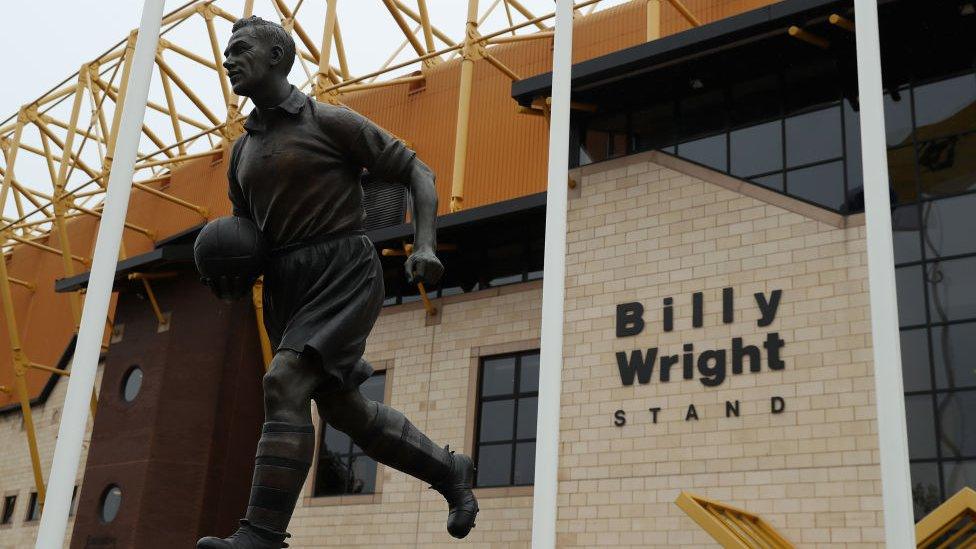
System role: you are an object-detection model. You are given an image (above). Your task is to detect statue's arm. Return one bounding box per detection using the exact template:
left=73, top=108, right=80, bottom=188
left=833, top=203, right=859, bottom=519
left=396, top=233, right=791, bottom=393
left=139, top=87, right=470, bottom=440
left=405, top=159, right=437, bottom=254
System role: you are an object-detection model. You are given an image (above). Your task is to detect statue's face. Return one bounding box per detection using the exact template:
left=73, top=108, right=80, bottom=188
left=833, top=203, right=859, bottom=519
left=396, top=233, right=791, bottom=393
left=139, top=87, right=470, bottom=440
left=223, top=27, right=282, bottom=98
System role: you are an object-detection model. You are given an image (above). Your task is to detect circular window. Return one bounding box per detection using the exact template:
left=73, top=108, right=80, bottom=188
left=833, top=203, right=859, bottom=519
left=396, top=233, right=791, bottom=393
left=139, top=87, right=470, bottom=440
left=99, top=485, right=122, bottom=523
left=121, top=367, right=143, bottom=402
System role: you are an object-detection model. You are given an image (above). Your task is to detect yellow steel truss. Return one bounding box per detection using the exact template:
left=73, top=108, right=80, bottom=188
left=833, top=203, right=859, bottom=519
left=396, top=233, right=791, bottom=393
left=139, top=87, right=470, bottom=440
left=675, top=491, right=795, bottom=548
left=916, top=487, right=976, bottom=548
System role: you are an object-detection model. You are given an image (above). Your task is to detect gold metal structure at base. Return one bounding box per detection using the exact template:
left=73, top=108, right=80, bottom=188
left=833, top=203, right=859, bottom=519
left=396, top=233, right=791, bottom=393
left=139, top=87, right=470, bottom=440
left=916, top=487, right=976, bottom=548
left=675, top=491, right=795, bottom=548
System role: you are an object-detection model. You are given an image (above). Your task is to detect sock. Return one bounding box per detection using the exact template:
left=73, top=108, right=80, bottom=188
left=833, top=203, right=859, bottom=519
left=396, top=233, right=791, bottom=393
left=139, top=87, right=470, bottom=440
left=245, top=422, right=315, bottom=533
left=354, top=403, right=453, bottom=486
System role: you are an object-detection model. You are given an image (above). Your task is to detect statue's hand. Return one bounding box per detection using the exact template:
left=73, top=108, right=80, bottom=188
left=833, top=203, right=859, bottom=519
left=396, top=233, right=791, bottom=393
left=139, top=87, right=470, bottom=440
left=404, top=247, right=443, bottom=286
left=201, top=275, right=254, bottom=302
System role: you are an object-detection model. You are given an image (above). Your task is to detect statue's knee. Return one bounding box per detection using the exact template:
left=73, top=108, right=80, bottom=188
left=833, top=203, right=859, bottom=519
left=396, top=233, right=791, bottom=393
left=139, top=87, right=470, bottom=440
left=262, top=352, right=302, bottom=406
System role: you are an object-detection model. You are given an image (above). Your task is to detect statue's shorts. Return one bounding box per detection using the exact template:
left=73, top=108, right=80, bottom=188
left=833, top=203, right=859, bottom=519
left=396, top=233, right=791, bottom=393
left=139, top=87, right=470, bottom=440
left=262, top=231, right=384, bottom=394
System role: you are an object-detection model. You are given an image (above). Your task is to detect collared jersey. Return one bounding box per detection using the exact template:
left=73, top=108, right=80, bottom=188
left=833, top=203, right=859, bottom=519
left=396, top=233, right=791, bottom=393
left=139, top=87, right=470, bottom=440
left=227, top=86, right=416, bottom=249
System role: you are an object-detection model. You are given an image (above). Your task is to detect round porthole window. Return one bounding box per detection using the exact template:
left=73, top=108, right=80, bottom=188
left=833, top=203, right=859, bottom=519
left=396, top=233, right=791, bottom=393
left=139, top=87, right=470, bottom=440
left=99, top=485, right=122, bottom=523
left=121, top=367, right=143, bottom=402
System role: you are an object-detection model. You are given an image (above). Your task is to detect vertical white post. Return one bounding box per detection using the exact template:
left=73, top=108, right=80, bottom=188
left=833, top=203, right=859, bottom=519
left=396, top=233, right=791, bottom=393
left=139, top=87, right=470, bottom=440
left=531, top=1, right=573, bottom=548
left=35, top=1, right=166, bottom=547
left=853, top=0, right=916, bottom=546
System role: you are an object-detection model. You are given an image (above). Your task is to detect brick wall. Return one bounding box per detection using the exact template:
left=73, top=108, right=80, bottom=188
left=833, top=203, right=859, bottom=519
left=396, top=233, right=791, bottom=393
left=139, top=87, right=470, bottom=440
left=557, top=151, right=882, bottom=547
left=0, top=362, right=101, bottom=549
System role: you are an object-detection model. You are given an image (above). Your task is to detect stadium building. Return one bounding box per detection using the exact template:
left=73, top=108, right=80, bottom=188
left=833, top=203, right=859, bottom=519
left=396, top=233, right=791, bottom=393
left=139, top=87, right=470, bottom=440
left=0, top=0, right=974, bottom=547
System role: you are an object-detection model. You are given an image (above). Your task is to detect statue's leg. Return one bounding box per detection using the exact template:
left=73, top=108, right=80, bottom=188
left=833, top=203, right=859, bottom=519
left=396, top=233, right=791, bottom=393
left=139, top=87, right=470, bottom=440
left=314, top=373, right=479, bottom=539
left=198, top=349, right=323, bottom=549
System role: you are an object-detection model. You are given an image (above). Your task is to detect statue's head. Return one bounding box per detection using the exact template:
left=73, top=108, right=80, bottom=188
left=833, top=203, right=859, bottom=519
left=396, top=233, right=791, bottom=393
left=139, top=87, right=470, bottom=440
left=223, top=16, right=296, bottom=98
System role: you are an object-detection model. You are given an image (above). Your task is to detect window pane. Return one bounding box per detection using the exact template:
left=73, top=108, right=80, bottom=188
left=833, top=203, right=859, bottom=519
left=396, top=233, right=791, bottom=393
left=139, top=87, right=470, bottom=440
left=844, top=99, right=863, bottom=192
left=482, top=357, right=516, bottom=397
left=516, top=397, right=538, bottom=439
left=678, top=134, right=727, bottom=171
left=730, top=121, right=782, bottom=177
left=891, top=204, right=921, bottom=264
left=730, top=73, right=780, bottom=126
left=324, top=426, right=351, bottom=455
left=910, top=462, right=941, bottom=522
left=900, top=328, right=931, bottom=393
left=348, top=456, right=378, bottom=494
left=786, top=161, right=845, bottom=210
left=315, top=453, right=350, bottom=496
left=785, top=107, right=842, bottom=168
left=905, top=394, right=937, bottom=460
left=924, top=194, right=976, bottom=258
left=520, top=354, right=539, bottom=393
left=99, top=486, right=122, bottom=524
left=583, top=129, right=610, bottom=164
left=514, top=442, right=536, bottom=486
left=942, top=460, right=976, bottom=499
left=914, top=73, right=976, bottom=141
left=678, top=88, right=725, bottom=141
left=896, top=266, right=927, bottom=326
left=917, top=133, right=976, bottom=198
left=884, top=90, right=913, bottom=147
left=932, top=323, right=976, bottom=390
left=751, top=173, right=784, bottom=192
left=479, top=400, right=514, bottom=443
left=887, top=145, right=918, bottom=203
left=926, top=256, right=976, bottom=322
left=1, top=495, right=14, bottom=525
left=938, top=390, right=976, bottom=459
left=360, top=372, right=386, bottom=403
left=476, top=444, right=512, bottom=487
left=631, top=103, right=675, bottom=152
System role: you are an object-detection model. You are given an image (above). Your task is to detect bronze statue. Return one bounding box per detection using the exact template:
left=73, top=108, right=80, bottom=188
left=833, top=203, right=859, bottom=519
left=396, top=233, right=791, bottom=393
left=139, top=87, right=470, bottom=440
left=196, top=16, right=478, bottom=549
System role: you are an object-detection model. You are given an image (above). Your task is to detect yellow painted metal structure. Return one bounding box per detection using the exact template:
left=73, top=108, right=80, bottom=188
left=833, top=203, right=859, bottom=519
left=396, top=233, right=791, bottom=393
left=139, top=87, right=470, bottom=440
left=675, top=491, right=795, bottom=548
left=916, top=487, right=976, bottom=548
left=0, top=0, right=786, bottom=513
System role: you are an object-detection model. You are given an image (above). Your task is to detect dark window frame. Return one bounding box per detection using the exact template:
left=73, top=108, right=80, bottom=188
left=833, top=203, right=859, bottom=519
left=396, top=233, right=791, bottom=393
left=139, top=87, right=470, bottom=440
left=25, top=491, right=39, bottom=523
left=1, top=494, right=16, bottom=525
left=473, top=350, right=539, bottom=488
left=312, top=370, right=388, bottom=498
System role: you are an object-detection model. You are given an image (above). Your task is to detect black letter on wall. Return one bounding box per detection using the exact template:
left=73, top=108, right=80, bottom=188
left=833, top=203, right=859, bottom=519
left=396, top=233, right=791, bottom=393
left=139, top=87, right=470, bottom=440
left=726, top=400, right=740, bottom=417
left=771, top=396, right=786, bottom=414
left=616, top=349, right=658, bottom=386
left=616, top=302, right=645, bottom=337
left=614, top=410, right=626, bottom=426
left=685, top=404, right=699, bottom=421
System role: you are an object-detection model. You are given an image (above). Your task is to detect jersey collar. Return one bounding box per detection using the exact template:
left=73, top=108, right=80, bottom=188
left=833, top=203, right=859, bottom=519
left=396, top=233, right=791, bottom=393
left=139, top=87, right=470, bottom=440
left=243, top=86, right=308, bottom=133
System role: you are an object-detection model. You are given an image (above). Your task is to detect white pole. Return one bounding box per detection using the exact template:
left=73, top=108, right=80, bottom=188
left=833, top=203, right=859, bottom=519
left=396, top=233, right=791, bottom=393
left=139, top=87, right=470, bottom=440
left=853, top=0, right=916, bottom=545
left=35, top=1, right=166, bottom=547
left=531, top=0, right=573, bottom=547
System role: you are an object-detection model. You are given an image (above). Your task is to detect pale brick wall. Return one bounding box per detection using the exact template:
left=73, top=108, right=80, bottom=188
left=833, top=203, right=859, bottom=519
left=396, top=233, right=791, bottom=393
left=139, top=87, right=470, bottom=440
left=557, top=151, right=882, bottom=548
left=0, top=362, right=101, bottom=549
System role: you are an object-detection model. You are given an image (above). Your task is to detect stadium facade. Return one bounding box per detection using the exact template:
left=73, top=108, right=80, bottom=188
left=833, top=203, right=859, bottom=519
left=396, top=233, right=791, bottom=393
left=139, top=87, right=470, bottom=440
left=0, top=0, right=974, bottom=547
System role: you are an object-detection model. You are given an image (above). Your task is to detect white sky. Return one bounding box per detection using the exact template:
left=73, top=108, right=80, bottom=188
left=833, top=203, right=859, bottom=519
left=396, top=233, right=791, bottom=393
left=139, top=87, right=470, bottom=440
left=0, top=0, right=627, bottom=220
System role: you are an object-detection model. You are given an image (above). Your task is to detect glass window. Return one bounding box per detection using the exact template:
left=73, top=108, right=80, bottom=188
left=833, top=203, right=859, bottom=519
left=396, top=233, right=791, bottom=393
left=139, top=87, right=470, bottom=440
left=910, top=462, right=941, bottom=522
left=844, top=99, right=864, bottom=192
left=631, top=102, right=675, bottom=152
left=926, top=256, right=976, bottom=323
left=884, top=89, right=913, bottom=148
left=751, top=173, right=784, bottom=192
left=896, top=265, right=927, bottom=326
left=913, top=73, right=976, bottom=141
left=730, top=121, right=782, bottom=177
left=99, top=486, right=121, bottom=524
left=785, top=107, right=842, bottom=168
left=1, top=495, right=16, bottom=525
left=314, top=372, right=386, bottom=497
left=891, top=204, right=922, bottom=264
left=942, top=460, right=976, bottom=499
left=905, top=394, right=937, bottom=460
left=582, top=113, right=628, bottom=164
left=730, top=74, right=780, bottom=126
left=900, top=328, right=931, bottom=393
left=923, top=194, right=976, bottom=258
left=887, top=145, right=919, bottom=204
left=678, top=88, right=726, bottom=141
left=25, top=492, right=40, bottom=522
left=786, top=161, right=845, bottom=210
left=932, top=323, right=976, bottom=390
left=938, top=390, right=976, bottom=459
left=475, top=350, right=539, bottom=487
left=917, top=133, right=976, bottom=199
left=678, top=134, right=727, bottom=171
left=122, top=367, right=143, bottom=403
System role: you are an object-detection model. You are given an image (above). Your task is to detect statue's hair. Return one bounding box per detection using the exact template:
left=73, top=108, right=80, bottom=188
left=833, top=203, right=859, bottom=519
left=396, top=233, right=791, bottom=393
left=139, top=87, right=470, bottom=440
left=232, top=16, right=296, bottom=74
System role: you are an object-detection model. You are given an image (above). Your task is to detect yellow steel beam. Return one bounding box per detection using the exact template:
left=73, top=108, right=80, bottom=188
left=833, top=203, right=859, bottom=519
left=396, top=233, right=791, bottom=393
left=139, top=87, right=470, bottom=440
left=391, top=0, right=458, bottom=48
left=315, top=0, right=340, bottom=100
left=788, top=26, right=829, bottom=49
left=504, top=0, right=550, bottom=30
left=155, top=54, right=222, bottom=126
left=382, top=0, right=431, bottom=61
left=829, top=14, right=854, bottom=32
left=450, top=0, right=481, bottom=212
left=665, top=0, right=701, bottom=27
left=252, top=279, right=273, bottom=372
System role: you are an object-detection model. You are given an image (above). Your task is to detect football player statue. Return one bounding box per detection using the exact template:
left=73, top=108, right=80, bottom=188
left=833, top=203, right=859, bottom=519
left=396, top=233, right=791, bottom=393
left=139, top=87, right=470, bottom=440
left=196, top=16, right=478, bottom=549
